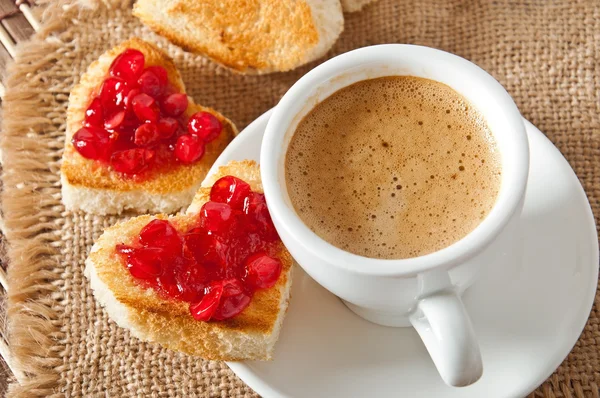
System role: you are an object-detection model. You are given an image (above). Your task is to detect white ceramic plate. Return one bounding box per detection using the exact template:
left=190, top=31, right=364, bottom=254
left=207, top=110, right=598, bottom=398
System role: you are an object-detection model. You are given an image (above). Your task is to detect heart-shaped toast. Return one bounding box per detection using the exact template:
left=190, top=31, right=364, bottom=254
left=61, top=38, right=237, bottom=215
left=85, top=160, right=293, bottom=360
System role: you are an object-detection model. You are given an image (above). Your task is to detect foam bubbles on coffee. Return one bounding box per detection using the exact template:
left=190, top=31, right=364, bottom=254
left=285, top=76, right=501, bottom=259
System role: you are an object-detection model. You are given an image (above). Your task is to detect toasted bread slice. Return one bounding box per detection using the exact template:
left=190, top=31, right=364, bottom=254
left=61, top=38, right=238, bottom=215
left=133, top=0, right=344, bottom=74
left=341, top=0, right=377, bottom=12
left=85, top=160, right=293, bottom=360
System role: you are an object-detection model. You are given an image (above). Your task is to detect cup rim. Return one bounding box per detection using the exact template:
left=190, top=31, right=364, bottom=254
left=261, top=44, right=529, bottom=277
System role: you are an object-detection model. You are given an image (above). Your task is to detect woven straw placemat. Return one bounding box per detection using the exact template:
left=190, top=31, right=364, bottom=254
left=1, top=0, right=598, bottom=396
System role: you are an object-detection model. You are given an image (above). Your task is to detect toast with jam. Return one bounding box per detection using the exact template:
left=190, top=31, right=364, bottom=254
left=61, top=38, right=237, bottom=215
left=132, top=0, right=344, bottom=74
left=85, top=160, right=293, bottom=361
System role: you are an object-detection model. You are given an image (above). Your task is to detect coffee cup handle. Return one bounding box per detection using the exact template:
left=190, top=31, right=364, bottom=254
left=409, top=290, right=483, bottom=387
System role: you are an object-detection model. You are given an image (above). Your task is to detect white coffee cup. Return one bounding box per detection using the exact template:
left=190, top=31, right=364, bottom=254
left=260, top=45, right=529, bottom=387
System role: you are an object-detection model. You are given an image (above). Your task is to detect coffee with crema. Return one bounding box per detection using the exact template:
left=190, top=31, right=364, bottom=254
left=285, top=76, right=502, bottom=259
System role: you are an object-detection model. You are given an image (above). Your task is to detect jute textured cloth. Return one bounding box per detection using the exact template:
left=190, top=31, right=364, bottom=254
left=1, top=0, right=599, bottom=396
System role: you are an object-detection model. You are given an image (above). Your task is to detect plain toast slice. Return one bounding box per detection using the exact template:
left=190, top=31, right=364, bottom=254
left=133, top=0, right=344, bottom=74
left=85, top=160, right=293, bottom=360
left=61, top=38, right=237, bottom=215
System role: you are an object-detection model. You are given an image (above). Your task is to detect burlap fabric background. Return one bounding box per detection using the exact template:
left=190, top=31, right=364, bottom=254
left=1, top=0, right=598, bottom=396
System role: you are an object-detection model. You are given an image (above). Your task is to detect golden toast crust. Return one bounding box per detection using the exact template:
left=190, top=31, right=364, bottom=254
left=133, top=0, right=320, bottom=73
left=87, top=161, right=293, bottom=360
left=61, top=38, right=237, bottom=195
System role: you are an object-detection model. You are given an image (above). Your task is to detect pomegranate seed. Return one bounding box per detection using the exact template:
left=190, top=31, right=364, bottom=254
left=222, top=278, right=245, bottom=297
left=212, top=279, right=251, bottom=320
left=158, top=267, right=181, bottom=297
left=157, top=256, right=192, bottom=298
left=243, top=193, right=278, bottom=241
left=145, top=66, right=168, bottom=87
left=139, top=219, right=181, bottom=251
left=134, top=123, right=160, bottom=146
left=189, top=281, right=223, bottom=321
left=124, top=88, right=141, bottom=111
left=200, top=202, right=233, bottom=233
left=171, top=259, right=206, bottom=302
left=178, top=284, right=204, bottom=303
left=110, top=148, right=155, bottom=174
left=188, top=112, right=223, bottom=142
left=84, top=98, right=104, bottom=127
left=162, top=93, right=188, bottom=117
left=175, top=134, right=205, bottom=164
left=213, top=293, right=251, bottom=320
left=157, top=117, right=178, bottom=139
left=72, top=126, right=112, bottom=161
left=126, top=247, right=164, bottom=279
left=138, top=69, right=164, bottom=97
left=104, top=110, right=126, bottom=129
left=184, top=228, right=227, bottom=268
left=243, top=192, right=265, bottom=214
left=99, top=77, right=130, bottom=113
left=109, top=49, right=145, bottom=83
left=256, top=204, right=278, bottom=240
left=179, top=284, right=205, bottom=302
left=183, top=227, right=209, bottom=254
left=132, top=93, right=159, bottom=123
left=210, top=176, right=251, bottom=209
left=187, top=263, right=208, bottom=284
left=245, top=252, right=282, bottom=289
left=114, top=115, right=140, bottom=139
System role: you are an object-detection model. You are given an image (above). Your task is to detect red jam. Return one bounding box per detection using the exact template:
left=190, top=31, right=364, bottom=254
left=116, top=176, right=282, bottom=321
left=72, top=48, right=223, bottom=177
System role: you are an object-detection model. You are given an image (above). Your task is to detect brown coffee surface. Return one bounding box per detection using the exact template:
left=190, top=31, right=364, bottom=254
left=285, top=76, right=502, bottom=259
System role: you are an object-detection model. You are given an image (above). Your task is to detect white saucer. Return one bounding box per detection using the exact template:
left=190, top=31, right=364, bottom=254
left=207, top=110, right=599, bottom=398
